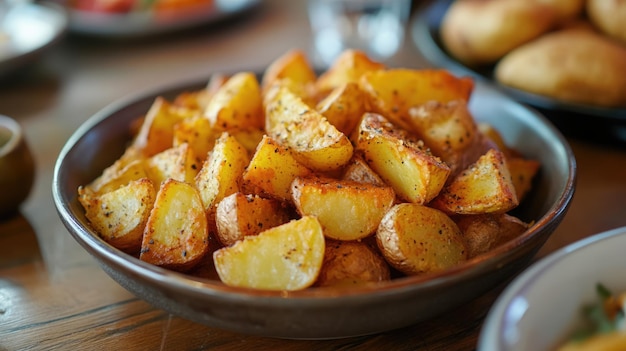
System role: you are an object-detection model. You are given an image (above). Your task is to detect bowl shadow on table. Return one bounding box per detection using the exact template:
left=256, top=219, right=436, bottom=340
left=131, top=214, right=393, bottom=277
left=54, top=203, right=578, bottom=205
left=0, top=214, right=42, bottom=270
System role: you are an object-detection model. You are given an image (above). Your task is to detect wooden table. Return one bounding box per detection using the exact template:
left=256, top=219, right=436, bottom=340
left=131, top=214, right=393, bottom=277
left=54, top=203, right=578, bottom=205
left=2, top=1, right=626, bottom=350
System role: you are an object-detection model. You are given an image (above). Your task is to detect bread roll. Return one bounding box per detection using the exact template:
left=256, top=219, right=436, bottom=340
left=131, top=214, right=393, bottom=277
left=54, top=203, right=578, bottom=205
left=495, top=28, right=626, bottom=107
left=440, top=0, right=558, bottom=66
left=587, top=0, right=626, bottom=44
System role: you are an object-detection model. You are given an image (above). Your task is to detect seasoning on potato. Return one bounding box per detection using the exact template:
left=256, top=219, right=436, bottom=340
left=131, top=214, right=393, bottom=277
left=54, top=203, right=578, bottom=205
left=77, top=48, right=540, bottom=291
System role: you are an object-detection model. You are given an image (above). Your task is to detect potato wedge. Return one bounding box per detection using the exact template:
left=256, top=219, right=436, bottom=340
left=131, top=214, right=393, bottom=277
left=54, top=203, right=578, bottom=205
left=315, top=49, right=386, bottom=97
left=291, top=176, right=395, bottom=241
left=265, top=86, right=353, bottom=171
left=79, top=178, right=156, bottom=253
left=407, top=100, right=491, bottom=175
left=341, top=154, right=386, bottom=186
left=241, top=135, right=313, bottom=202
left=315, top=82, right=369, bottom=136
left=213, top=216, right=325, bottom=291
left=132, top=97, right=199, bottom=157
left=507, top=157, right=541, bottom=202
left=89, top=159, right=148, bottom=195
left=359, top=69, right=474, bottom=131
left=215, top=192, right=292, bottom=246
left=204, top=71, right=264, bottom=131
left=145, top=142, right=200, bottom=190
left=454, top=213, right=530, bottom=258
left=316, top=239, right=390, bottom=287
left=173, top=115, right=219, bottom=162
left=355, top=113, right=451, bottom=204
left=261, top=49, right=317, bottom=93
left=140, top=178, right=209, bottom=271
left=376, top=203, right=468, bottom=275
left=195, top=132, right=250, bottom=212
left=430, top=149, right=519, bottom=214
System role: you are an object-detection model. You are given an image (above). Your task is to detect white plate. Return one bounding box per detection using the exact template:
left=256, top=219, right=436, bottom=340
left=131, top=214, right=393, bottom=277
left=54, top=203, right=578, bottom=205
left=478, top=226, right=626, bottom=351
left=0, top=2, right=68, bottom=77
left=67, top=0, right=260, bottom=38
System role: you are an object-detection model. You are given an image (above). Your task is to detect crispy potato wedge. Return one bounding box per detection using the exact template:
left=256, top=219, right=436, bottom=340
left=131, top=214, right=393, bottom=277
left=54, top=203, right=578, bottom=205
left=173, top=73, right=229, bottom=110
left=195, top=132, right=250, bottom=212
left=376, top=203, right=468, bottom=275
left=341, top=154, right=386, bottom=186
left=89, top=159, right=148, bottom=195
left=355, top=113, right=451, bottom=204
left=291, top=176, right=395, bottom=241
left=229, top=127, right=265, bottom=155
left=85, top=146, right=145, bottom=193
left=213, top=216, right=325, bottom=291
left=507, top=157, right=541, bottom=202
left=359, top=69, right=474, bottom=131
left=454, top=213, right=530, bottom=258
left=140, top=178, right=209, bottom=271
left=132, top=97, right=199, bottom=157
left=316, top=239, right=390, bottom=287
left=430, top=149, right=519, bottom=214
left=204, top=71, right=264, bottom=131
left=261, top=49, right=317, bottom=93
left=173, top=115, right=219, bottom=162
left=145, top=142, right=200, bottom=190
left=241, top=135, right=313, bottom=202
left=315, top=49, right=386, bottom=97
left=407, top=100, right=492, bottom=175
left=215, top=192, right=292, bottom=246
left=265, top=86, right=354, bottom=171
left=316, top=82, right=369, bottom=136
left=79, top=178, right=156, bottom=253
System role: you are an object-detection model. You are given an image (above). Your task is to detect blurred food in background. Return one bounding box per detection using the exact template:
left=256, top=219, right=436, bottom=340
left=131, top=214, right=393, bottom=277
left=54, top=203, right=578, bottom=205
left=438, top=0, right=626, bottom=108
left=69, top=0, right=214, bottom=14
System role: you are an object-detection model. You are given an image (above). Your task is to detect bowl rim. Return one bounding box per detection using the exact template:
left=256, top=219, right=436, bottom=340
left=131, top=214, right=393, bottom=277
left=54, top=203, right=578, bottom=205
left=477, top=225, right=626, bottom=350
left=52, top=74, right=577, bottom=302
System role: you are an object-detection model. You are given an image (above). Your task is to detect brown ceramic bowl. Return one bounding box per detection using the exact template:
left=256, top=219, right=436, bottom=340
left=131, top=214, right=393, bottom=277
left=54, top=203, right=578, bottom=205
left=0, top=114, right=35, bottom=216
left=52, top=77, right=576, bottom=339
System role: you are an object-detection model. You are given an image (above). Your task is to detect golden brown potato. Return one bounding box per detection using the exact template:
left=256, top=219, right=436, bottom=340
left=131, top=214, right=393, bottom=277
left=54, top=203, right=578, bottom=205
left=440, top=0, right=558, bottom=65
left=145, top=143, right=200, bottom=190
left=407, top=100, right=493, bottom=176
left=430, top=149, right=518, bottom=215
left=376, top=203, right=468, bottom=275
left=341, top=154, right=386, bottom=186
left=215, top=192, right=291, bottom=246
left=265, top=86, right=354, bottom=171
left=88, top=159, right=148, bottom=195
left=195, top=132, right=250, bottom=212
left=587, top=0, right=626, bottom=44
left=79, top=178, right=156, bottom=253
left=359, top=69, right=474, bottom=131
left=291, top=176, right=395, bottom=241
left=132, top=97, right=199, bottom=157
left=316, top=239, right=390, bottom=287
left=140, top=178, right=209, bottom=271
left=213, top=216, right=325, bottom=291
left=315, top=82, right=368, bottom=136
left=315, top=49, right=385, bottom=97
left=533, top=0, right=583, bottom=20
left=173, top=73, right=229, bottom=110
left=173, top=115, right=219, bottom=162
left=241, top=135, right=313, bottom=202
left=261, top=49, right=317, bottom=93
left=454, top=213, right=529, bottom=258
left=355, top=113, right=450, bottom=204
left=204, top=71, right=264, bottom=131
left=495, top=28, right=626, bottom=107
left=507, top=157, right=540, bottom=202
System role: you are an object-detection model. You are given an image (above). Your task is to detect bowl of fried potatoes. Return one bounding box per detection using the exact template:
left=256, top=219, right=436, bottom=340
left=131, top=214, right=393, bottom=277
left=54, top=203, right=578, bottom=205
left=52, top=49, right=576, bottom=339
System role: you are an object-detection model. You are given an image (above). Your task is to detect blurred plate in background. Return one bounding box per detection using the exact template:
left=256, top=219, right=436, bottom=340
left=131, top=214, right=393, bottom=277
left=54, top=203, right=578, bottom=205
left=0, top=2, right=68, bottom=78
left=65, top=0, right=260, bottom=38
left=411, top=0, right=626, bottom=145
